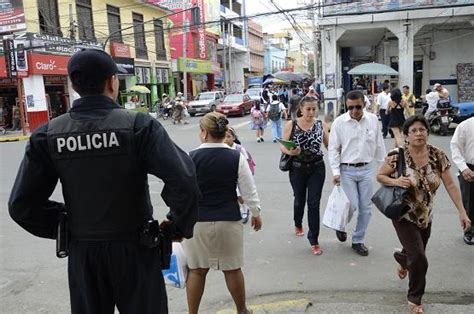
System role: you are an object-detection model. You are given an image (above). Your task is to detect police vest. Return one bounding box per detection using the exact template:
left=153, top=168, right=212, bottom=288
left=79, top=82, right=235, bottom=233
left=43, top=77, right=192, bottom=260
left=47, top=108, right=152, bottom=239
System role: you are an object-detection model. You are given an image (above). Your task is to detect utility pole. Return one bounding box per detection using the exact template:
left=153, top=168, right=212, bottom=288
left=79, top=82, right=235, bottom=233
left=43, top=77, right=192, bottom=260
left=311, top=0, right=319, bottom=81
left=182, top=0, right=188, bottom=100
left=221, top=19, right=227, bottom=92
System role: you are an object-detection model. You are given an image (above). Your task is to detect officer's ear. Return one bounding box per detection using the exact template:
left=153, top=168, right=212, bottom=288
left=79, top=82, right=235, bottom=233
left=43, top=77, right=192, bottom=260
left=104, top=75, right=119, bottom=99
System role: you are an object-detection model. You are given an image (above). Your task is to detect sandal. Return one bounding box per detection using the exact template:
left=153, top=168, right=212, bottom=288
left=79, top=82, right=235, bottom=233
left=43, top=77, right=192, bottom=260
left=398, top=265, right=408, bottom=279
left=408, top=301, right=424, bottom=314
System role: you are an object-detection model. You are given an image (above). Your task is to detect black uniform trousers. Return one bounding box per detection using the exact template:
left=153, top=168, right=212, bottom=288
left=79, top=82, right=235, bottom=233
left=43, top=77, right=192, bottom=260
left=68, top=239, right=167, bottom=314
left=459, top=164, right=474, bottom=235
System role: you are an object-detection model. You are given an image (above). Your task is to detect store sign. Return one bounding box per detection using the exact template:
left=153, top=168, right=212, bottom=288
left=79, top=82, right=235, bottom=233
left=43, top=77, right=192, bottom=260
left=155, top=68, right=170, bottom=84
left=29, top=53, right=70, bottom=75
left=177, top=58, right=212, bottom=74
left=44, top=76, right=68, bottom=85
left=113, top=57, right=135, bottom=75
left=110, top=42, right=131, bottom=58
left=3, top=39, right=16, bottom=77
left=13, top=32, right=101, bottom=55
left=0, top=0, right=26, bottom=34
left=135, top=66, right=151, bottom=84
left=196, top=0, right=207, bottom=59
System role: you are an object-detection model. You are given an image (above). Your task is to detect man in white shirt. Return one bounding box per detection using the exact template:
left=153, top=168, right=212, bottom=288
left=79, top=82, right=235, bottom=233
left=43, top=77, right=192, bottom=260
left=376, top=84, right=391, bottom=138
left=266, top=94, right=287, bottom=142
left=328, top=90, right=386, bottom=256
left=450, top=117, right=474, bottom=245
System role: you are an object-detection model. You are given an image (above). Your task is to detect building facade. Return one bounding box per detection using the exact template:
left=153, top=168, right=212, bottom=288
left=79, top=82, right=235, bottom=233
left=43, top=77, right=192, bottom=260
left=0, top=0, right=173, bottom=131
left=263, top=32, right=292, bottom=74
left=149, top=0, right=221, bottom=98
left=288, top=44, right=309, bottom=74
left=218, top=0, right=249, bottom=93
left=246, top=19, right=264, bottom=85
left=319, top=0, right=474, bottom=104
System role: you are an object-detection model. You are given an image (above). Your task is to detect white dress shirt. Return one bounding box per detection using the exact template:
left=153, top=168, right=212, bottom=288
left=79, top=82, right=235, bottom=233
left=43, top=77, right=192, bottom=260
left=328, top=111, right=386, bottom=176
left=376, top=92, right=391, bottom=110
left=450, top=117, right=474, bottom=172
left=425, top=91, right=439, bottom=113
left=196, top=143, right=261, bottom=216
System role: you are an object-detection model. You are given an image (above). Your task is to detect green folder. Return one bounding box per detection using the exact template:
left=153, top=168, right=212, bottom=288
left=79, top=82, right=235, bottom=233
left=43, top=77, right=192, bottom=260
left=276, top=138, right=298, bottom=150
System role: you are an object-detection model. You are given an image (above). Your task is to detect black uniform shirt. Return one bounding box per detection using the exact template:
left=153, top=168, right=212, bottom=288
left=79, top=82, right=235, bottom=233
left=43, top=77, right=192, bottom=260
left=8, top=95, right=199, bottom=240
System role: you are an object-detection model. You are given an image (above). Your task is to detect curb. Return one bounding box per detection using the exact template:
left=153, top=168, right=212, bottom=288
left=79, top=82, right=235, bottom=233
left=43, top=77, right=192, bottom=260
left=0, top=135, right=30, bottom=142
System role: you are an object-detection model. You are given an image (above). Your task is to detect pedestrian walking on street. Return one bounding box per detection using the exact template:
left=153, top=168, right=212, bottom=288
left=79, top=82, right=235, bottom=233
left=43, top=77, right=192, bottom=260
left=184, top=112, right=262, bottom=314
left=250, top=102, right=267, bottom=142
left=8, top=49, right=200, bottom=313
left=288, top=88, right=301, bottom=121
left=328, top=90, right=386, bottom=256
left=450, top=117, right=474, bottom=245
left=376, top=84, right=391, bottom=138
left=377, top=115, right=471, bottom=314
left=280, top=95, right=329, bottom=255
left=387, top=88, right=408, bottom=147
left=267, top=94, right=287, bottom=143
left=402, top=85, right=416, bottom=116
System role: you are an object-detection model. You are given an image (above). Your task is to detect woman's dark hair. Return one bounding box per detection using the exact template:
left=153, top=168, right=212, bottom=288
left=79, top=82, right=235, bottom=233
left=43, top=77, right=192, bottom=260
left=390, top=88, right=402, bottom=104
left=227, top=127, right=241, bottom=145
left=346, top=90, right=364, bottom=102
left=255, top=102, right=261, bottom=111
left=272, top=94, right=279, bottom=101
left=402, top=115, right=430, bottom=136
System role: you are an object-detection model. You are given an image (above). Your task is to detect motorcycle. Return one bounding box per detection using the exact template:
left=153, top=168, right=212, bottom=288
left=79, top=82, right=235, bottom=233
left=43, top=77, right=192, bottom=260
left=156, top=100, right=174, bottom=120
left=428, top=99, right=453, bottom=136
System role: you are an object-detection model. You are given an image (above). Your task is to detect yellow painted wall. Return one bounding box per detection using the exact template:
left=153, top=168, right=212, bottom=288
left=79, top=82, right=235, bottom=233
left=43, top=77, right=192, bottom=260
left=23, top=0, right=171, bottom=62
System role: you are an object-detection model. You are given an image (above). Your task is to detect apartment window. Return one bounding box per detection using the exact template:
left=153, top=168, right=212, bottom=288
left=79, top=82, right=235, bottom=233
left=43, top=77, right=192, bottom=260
left=154, top=19, right=166, bottom=60
left=133, top=12, right=148, bottom=59
left=107, top=5, right=122, bottom=43
left=76, top=0, right=95, bottom=40
left=37, top=0, right=62, bottom=36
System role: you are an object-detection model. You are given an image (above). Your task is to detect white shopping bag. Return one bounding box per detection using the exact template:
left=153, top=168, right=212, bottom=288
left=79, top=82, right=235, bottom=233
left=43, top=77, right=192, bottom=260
left=162, top=242, right=188, bottom=289
left=322, top=186, right=351, bottom=232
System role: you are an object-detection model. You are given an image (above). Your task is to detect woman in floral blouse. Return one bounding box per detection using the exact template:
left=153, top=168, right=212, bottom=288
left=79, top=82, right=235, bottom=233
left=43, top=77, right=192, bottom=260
left=377, top=115, right=471, bottom=314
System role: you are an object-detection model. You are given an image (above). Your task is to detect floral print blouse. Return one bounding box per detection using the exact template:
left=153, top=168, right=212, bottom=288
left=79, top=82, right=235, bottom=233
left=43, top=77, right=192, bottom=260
left=389, top=144, right=451, bottom=229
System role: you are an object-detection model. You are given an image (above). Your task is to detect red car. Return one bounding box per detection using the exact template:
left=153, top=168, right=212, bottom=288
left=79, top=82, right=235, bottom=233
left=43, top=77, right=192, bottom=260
left=216, top=94, right=255, bottom=117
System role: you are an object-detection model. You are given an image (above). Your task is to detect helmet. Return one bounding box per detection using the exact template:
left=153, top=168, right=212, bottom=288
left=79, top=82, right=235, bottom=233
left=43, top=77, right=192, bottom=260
left=177, top=92, right=183, bottom=96
left=162, top=93, right=167, bottom=97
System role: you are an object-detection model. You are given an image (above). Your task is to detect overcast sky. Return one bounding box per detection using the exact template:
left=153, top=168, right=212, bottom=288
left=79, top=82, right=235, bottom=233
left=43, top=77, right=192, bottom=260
left=244, top=0, right=313, bottom=46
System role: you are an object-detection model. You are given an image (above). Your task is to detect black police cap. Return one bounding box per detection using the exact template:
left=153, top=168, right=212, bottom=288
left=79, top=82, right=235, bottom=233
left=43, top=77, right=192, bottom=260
left=67, top=48, right=127, bottom=82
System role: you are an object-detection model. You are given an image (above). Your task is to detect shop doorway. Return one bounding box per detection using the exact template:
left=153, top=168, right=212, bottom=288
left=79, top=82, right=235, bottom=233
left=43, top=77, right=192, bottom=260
left=413, top=61, right=423, bottom=97
left=0, top=82, right=18, bottom=129
left=44, top=76, right=69, bottom=118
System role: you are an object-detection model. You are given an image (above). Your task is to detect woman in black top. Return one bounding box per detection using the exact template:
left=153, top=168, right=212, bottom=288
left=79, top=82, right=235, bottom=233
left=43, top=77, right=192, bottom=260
left=387, top=88, right=408, bottom=147
left=184, top=112, right=263, bottom=314
left=280, top=96, right=329, bottom=255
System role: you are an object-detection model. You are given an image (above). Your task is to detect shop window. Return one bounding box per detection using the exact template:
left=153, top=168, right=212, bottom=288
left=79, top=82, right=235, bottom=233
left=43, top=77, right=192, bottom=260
left=76, top=0, right=95, bottom=41
left=107, top=5, right=122, bottom=43
left=133, top=12, right=148, bottom=60
left=154, top=19, right=166, bottom=61
left=37, top=0, right=62, bottom=36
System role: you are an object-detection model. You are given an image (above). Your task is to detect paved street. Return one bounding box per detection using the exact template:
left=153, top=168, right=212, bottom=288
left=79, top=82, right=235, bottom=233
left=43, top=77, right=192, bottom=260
left=0, top=115, right=473, bottom=313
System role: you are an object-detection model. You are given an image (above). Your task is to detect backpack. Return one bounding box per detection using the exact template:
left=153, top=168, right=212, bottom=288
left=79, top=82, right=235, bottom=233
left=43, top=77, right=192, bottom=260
left=268, top=103, right=281, bottom=121
left=236, top=144, right=256, bottom=176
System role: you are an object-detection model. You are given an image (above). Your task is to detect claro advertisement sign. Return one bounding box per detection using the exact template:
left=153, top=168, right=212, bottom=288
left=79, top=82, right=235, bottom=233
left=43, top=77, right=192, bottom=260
left=0, top=0, right=26, bottom=34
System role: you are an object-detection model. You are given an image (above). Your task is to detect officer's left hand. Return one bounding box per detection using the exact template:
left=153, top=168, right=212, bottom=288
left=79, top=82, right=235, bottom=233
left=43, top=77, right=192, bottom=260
left=251, top=216, right=262, bottom=232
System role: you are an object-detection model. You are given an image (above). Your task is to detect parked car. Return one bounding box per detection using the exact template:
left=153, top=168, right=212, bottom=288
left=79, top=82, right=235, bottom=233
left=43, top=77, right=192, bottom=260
left=216, top=94, right=256, bottom=117
left=246, top=88, right=263, bottom=105
left=187, top=91, right=224, bottom=116
left=451, top=101, right=474, bottom=123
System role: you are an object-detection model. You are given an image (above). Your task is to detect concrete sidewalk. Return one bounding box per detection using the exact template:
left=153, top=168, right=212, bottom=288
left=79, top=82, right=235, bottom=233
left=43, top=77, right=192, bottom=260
left=0, top=130, right=29, bottom=142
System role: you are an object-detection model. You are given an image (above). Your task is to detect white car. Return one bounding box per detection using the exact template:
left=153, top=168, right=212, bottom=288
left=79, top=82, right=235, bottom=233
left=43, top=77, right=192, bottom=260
left=246, top=88, right=263, bottom=105
left=187, top=91, right=224, bottom=116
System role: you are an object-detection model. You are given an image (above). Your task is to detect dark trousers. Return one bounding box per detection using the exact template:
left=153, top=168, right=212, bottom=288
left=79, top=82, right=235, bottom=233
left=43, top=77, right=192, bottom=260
left=459, top=165, right=474, bottom=234
left=392, top=219, right=432, bottom=305
left=379, top=109, right=391, bottom=137
left=289, top=161, right=325, bottom=245
left=68, top=240, right=168, bottom=314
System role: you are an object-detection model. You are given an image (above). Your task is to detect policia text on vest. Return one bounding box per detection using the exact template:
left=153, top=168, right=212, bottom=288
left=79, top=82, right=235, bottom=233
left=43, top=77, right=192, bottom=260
left=55, top=132, right=120, bottom=153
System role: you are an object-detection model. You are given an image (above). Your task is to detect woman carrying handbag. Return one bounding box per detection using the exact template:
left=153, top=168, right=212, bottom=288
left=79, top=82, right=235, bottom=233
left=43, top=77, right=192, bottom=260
left=376, top=115, right=470, bottom=314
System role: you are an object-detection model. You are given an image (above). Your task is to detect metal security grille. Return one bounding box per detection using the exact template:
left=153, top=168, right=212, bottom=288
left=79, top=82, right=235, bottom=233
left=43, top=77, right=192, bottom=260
left=107, top=5, right=122, bottom=43
left=154, top=19, right=166, bottom=60
left=76, top=0, right=95, bottom=40
left=133, top=12, right=147, bottom=60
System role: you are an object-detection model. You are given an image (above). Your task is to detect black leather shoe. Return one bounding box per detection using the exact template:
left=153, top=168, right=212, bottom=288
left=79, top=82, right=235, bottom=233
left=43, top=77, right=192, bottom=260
left=463, top=233, right=474, bottom=245
left=336, top=231, right=347, bottom=242
left=352, top=243, right=369, bottom=256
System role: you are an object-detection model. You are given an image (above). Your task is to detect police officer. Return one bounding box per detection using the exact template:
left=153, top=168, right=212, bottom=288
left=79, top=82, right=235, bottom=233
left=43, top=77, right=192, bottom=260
left=8, top=49, right=200, bottom=313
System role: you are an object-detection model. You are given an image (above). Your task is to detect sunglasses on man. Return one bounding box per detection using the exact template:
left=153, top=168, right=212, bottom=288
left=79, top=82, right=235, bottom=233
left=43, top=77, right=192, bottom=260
left=347, top=105, right=363, bottom=111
